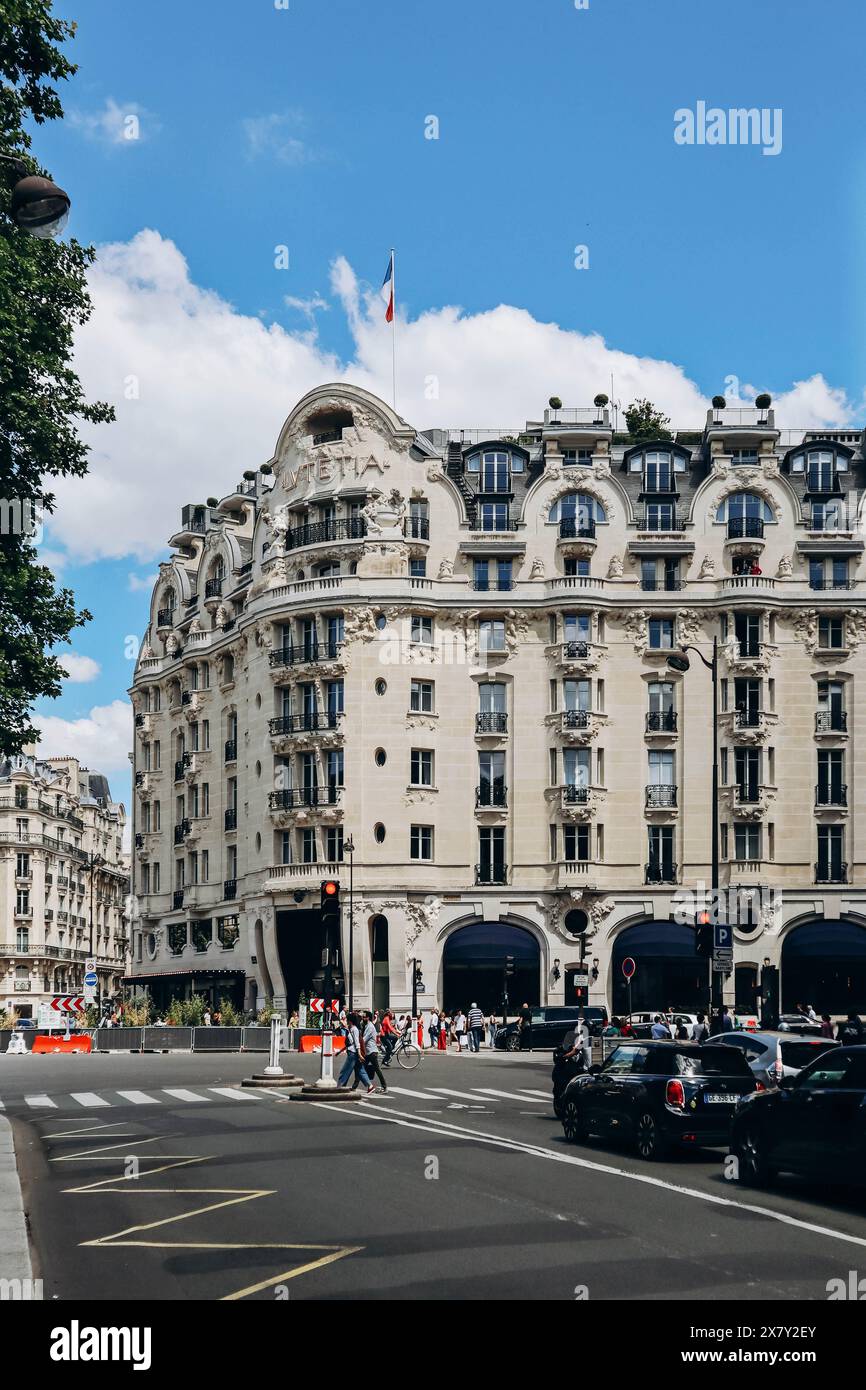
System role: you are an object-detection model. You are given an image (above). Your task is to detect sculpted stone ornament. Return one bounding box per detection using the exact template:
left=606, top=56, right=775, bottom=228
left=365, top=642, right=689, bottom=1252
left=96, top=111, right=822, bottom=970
left=622, top=609, right=648, bottom=654
left=344, top=608, right=380, bottom=643
left=165, top=633, right=180, bottom=657
left=776, top=554, right=793, bottom=579
left=677, top=609, right=703, bottom=648
left=140, top=642, right=154, bottom=661
left=699, top=555, right=715, bottom=579
left=530, top=555, right=546, bottom=579
left=437, top=556, right=454, bottom=579
left=715, top=475, right=781, bottom=522
left=606, top=555, right=623, bottom=579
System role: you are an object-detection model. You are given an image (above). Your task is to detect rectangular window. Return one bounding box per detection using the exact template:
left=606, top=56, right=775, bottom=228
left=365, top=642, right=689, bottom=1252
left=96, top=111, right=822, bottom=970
left=301, top=828, right=318, bottom=864
left=563, top=824, right=590, bottom=862
left=648, top=618, right=674, bottom=649
left=478, top=501, right=511, bottom=531
left=326, top=826, right=344, bottom=861
left=478, top=826, right=506, bottom=882
left=818, top=615, right=844, bottom=649
left=479, top=619, right=506, bottom=653
left=410, top=825, right=433, bottom=861
left=734, top=824, right=761, bottom=862
left=202, top=850, right=209, bottom=882
left=410, top=679, right=434, bottom=713
left=409, top=556, right=427, bottom=578
left=411, top=615, right=433, bottom=644
left=410, top=749, right=434, bottom=786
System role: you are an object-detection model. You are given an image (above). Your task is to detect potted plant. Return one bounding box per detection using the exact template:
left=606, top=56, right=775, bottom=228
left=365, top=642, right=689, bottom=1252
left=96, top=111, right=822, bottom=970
left=711, top=394, right=727, bottom=409
left=260, top=464, right=273, bottom=475
left=206, top=496, right=218, bottom=508
left=243, top=469, right=257, bottom=481
left=548, top=395, right=562, bottom=422
left=755, top=392, right=772, bottom=422
left=593, top=392, right=609, bottom=424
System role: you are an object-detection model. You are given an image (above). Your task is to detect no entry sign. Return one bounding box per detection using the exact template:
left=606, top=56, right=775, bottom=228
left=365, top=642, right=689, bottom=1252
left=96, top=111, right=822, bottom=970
left=621, top=957, right=636, bottom=981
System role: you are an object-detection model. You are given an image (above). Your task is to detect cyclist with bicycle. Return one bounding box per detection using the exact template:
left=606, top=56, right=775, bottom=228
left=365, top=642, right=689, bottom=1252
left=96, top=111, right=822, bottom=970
left=380, top=1008, right=398, bottom=1066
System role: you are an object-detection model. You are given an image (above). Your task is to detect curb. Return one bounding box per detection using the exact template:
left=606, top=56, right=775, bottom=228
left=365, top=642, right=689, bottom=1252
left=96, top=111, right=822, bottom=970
left=0, top=1117, right=32, bottom=1281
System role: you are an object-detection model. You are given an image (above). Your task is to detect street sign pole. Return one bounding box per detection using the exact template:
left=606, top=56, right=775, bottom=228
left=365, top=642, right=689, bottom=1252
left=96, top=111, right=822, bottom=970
left=263, top=1015, right=284, bottom=1077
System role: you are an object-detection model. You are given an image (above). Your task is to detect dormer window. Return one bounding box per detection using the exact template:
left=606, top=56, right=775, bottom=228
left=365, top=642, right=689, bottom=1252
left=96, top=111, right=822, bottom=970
left=466, top=449, right=524, bottom=491
left=628, top=448, right=686, bottom=491
left=789, top=447, right=847, bottom=493
left=731, top=448, right=759, bottom=467
left=563, top=448, right=593, bottom=467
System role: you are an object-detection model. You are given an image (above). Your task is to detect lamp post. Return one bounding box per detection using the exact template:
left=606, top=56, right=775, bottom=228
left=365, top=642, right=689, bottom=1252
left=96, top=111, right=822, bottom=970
left=87, top=852, right=105, bottom=1017
left=344, top=835, right=355, bottom=1012
left=1, top=154, right=70, bottom=237
left=667, top=638, right=723, bottom=1032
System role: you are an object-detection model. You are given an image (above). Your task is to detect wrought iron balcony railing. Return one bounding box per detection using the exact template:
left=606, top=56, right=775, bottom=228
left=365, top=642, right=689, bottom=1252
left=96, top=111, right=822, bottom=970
left=475, top=711, right=508, bottom=734
left=476, top=783, right=507, bottom=808
left=562, top=709, right=591, bottom=729
left=224, top=808, right=237, bottom=831
left=727, top=517, right=764, bottom=539
left=815, top=710, right=847, bottom=733
left=646, top=784, right=677, bottom=808
left=268, top=787, right=343, bottom=811
left=645, top=861, right=677, bottom=884
left=559, top=518, right=596, bottom=540
left=269, top=640, right=343, bottom=668
left=646, top=710, right=677, bottom=732
left=285, top=517, right=367, bottom=551
left=815, top=861, right=847, bottom=884
left=475, top=863, right=509, bottom=885
left=815, top=784, right=847, bottom=807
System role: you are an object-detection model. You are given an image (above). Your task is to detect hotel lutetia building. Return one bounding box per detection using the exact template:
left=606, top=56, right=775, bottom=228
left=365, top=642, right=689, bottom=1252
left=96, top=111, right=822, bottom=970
left=128, top=384, right=866, bottom=1020
left=0, top=753, right=130, bottom=1017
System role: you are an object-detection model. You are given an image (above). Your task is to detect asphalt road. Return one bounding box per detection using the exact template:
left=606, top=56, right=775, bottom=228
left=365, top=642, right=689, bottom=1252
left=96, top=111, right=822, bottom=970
left=5, top=1046, right=866, bottom=1302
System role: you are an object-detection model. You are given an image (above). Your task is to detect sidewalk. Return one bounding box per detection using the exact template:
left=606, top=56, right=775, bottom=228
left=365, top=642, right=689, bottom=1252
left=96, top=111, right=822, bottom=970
left=0, top=1117, right=32, bottom=1287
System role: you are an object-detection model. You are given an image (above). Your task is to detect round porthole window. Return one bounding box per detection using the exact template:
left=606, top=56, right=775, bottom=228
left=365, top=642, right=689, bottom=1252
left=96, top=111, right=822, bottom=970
left=374, top=823, right=386, bottom=843
left=375, top=748, right=387, bottom=766
left=375, top=613, right=387, bottom=630
left=375, top=679, right=387, bottom=696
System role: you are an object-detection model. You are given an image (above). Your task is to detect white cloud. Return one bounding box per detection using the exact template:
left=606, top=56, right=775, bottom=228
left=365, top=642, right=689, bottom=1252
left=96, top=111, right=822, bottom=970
left=127, top=570, right=159, bottom=592
left=58, top=653, right=101, bottom=684
left=33, top=700, right=132, bottom=789
left=58, top=229, right=864, bottom=564
left=242, top=112, right=314, bottom=166
left=68, top=97, right=158, bottom=148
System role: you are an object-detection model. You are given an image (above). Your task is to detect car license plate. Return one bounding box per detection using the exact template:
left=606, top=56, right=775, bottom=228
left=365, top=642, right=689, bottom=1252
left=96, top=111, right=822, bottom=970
left=704, top=1093, right=737, bottom=1104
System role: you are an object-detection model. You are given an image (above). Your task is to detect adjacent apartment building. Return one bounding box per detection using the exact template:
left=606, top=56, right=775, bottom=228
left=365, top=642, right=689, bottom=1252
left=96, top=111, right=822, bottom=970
left=128, top=383, right=866, bottom=1020
left=0, top=753, right=130, bottom=1018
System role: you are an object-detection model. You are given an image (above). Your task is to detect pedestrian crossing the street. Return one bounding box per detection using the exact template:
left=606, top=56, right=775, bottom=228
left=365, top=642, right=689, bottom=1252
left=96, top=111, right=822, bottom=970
left=0, top=1081, right=553, bottom=1115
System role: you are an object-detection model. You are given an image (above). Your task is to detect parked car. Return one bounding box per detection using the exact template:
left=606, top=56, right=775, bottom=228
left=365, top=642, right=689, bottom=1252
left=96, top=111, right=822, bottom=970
left=730, top=1045, right=866, bottom=1187
left=13, top=1019, right=36, bottom=1029
left=560, top=1040, right=758, bottom=1159
left=708, top=1029, right=839, bottom=1088
left=776, top=1013, right=824, bottom=1037
left=495, top=1004, right=609, bottom=1052
left=623, top=1012, right=700, bottom=1040
left=733, top=1011, right=760, bottom=1032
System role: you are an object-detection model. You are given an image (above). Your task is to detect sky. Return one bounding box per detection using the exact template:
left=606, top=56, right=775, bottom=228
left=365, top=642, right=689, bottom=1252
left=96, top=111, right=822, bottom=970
left=25, top=0, right=866, bottom=805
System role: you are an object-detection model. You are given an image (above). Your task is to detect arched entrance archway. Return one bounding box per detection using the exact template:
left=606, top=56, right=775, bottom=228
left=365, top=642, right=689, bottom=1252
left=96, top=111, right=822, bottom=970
left=442, top=921, right=540, bottom=1014
left=612, top=921, right=708, bottom=1016
left=782, top=920, right=866, bottom=1014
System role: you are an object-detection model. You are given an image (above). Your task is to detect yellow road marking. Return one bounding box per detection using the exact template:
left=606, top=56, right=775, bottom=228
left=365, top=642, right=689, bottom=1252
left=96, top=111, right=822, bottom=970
left=222, top=1246, right=364, bottom=1300
left=81, top=1189, right=274, bottom=1243
left=64, top=1157, right=213, bottom=1191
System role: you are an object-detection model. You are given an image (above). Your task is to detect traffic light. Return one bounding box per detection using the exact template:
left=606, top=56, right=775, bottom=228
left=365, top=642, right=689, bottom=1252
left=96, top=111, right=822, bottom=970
left=320, top=879, right=340, bottom=934
left=695, top=909, right=713, bottom=958
left=505, top=954, right=515, bottom=977
left=413, top=963, right=424, bottom=990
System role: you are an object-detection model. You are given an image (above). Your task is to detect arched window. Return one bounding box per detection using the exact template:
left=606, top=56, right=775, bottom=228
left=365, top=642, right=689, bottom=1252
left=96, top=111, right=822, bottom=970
left=715, top=491, right=773, bottom=523
left=548, top=492, right=606, bottom=535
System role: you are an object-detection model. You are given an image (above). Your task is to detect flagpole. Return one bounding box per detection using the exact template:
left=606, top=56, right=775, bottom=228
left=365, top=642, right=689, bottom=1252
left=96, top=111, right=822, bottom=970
left=390, top=246, right=397, bottom=411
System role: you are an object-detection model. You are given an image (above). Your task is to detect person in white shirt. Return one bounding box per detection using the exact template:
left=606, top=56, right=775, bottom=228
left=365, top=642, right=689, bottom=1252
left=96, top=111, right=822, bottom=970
left=454, top=1010, right=467, bottom=1049
left=577, top=1015, right=592, bottom=1070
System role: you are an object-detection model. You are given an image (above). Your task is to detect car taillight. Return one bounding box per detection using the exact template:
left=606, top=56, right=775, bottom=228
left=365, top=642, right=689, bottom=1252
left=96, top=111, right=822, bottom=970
left=773, top=1055, right=783, bottom=1080
left=666, top=1079, right=685, bottom=1108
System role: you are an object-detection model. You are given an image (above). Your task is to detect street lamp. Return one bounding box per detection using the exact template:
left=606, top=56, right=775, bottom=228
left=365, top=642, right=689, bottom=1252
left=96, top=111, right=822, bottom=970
left=1, top=155, right=70, bottom=238
left=344, top=835, right=355, bottom=1011
left=667, top=638, right=723, bottom=1033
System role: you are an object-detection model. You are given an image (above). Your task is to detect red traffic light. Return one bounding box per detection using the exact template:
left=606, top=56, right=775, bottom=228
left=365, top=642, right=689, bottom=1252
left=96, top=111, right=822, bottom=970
left=322, top=880, right=338, bottom=896
left=696, top=909, right=711, bottom=925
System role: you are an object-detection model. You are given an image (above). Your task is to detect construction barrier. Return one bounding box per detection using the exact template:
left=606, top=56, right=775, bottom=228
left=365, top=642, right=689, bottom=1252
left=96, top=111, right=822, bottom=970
left=32, top=1034, right=92, bottom=1054
left=299, top=1033, right=346, bottom=1054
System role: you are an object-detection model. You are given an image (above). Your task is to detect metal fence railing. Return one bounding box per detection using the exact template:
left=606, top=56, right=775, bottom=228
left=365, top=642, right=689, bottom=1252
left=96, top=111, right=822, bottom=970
left=1, top=1026, right=305, bottom=1054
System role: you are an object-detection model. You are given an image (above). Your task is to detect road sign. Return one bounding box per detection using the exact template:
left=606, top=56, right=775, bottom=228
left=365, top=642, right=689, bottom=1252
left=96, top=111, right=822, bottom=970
left=712, top=948, right=734, bottom=974
left=50, top=995, right=85, bottom=1014
left=85, top=957, right=96, bottom=974
left=573, top=972, right=590, bottom=988
left=309, top=998, right=339, bottom=1014
left=621, top=957, right=636, bottom=980
left=714, top=923, right=732, bottom=950
left=84, top=971, right=97, bottom=988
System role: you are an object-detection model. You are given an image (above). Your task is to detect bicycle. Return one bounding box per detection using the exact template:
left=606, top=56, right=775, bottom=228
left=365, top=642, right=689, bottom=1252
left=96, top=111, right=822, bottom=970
left=383, top=1029, right=422, bottom=1070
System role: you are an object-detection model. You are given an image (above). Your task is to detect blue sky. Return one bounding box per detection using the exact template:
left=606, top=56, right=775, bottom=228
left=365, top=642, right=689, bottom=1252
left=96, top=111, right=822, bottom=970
left=29, top=0, right=866, bottom=785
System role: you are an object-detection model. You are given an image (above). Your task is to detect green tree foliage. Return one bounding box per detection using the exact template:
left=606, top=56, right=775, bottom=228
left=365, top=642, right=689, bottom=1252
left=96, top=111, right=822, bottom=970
left=0, top=2, right=113, bottom=753
left=624, top=398, right=673, bottom=443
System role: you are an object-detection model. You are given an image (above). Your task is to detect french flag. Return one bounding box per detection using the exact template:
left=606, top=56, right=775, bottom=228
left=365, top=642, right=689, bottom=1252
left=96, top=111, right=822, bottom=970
left=381, top=253, right=394, bottom=323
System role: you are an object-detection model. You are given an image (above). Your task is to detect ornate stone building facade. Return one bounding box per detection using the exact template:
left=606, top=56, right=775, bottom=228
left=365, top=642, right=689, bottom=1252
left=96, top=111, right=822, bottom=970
left=129, top=384, right=866, bottom=1018
left=0, top=753, right=129, bottom=1017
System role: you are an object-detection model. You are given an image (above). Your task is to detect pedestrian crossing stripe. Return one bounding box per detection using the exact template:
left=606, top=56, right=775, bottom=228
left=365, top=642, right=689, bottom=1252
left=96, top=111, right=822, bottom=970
left=7, top=1082, right=552, bottom=1113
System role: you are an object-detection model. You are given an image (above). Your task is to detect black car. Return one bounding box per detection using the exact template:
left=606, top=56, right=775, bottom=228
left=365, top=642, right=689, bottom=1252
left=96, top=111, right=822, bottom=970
left=495, top=1005, right=609, bottom=1053
left=730, top=1044, right=866, bottom=1187
left=560, top=1040, right=758, bottom=1159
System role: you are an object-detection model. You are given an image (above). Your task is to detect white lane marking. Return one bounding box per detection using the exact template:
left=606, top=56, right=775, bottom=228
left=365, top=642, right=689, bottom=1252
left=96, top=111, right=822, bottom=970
left=70, top=1093, right=111, bottom=1108
left=207, top=1087, right=260, bottom=1101
left=0, top=1097, right=5, bottom=1109
left=342, top=1101, right=866, bottom=1255
left=519, top=1089, right=553, bottom=1099
left=474, top=1088, right=547, bottom=1103
left=25, top=1094, right=58, bottom=1109
left=115, top=1090, right=160, bottom=1106
left=387, top=1086, right=438, bottom=1101
left=162, top=1089, right=209, bottom=1103
left=427, top=1087, right=498, bottom=1102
